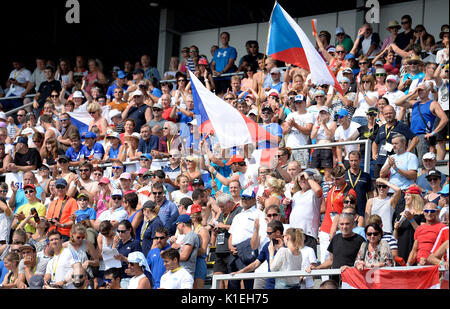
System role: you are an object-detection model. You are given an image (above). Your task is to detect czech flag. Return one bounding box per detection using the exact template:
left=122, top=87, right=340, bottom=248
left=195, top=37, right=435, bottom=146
left=188, top=70, right=279, bottom=149
left=68, top=108, right=91, bottom=137
left=267, top=2, right=343, bottom=94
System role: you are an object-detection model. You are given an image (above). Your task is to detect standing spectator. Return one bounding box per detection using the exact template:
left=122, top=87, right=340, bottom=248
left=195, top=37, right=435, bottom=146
left=0, top=196, right=12, bottom=246
left=372, top=105, right=418, bottom=178
left=269, top=227, right=303, bottom=289
left=433, top=60, right=449, bottom=161
left=352, top=75, right=378, bottom=126
left=146, top=227, right=171, bottom=289
left=333, top=108, right=360, bottom=169
left=289, top=170, right=323, bottom=254
left=307, top=213, right=365, bottom=284
left=335, top=27, right=354, bottom=53
left=393, top=186, right=426, bottom=262
left=211, top=193, right=242, bottom=289
left=32, top=65, right=62, bottom=114
left=354, top=223, right=394, bottom=270
left=121, top=90, right=151, bottom=133
left=141, top=54, right=161, bottom=82
left=345, top=151, right=374, bottom=217
left=152, top=182, right=178, bottom=236
left=365, top=178, right=402, bottom=234
left=140, top=200, right=164, bottom=258
left=383, top=75, right=405, bottom=121
left=159, top=248, right=193, bottom=289
left=4, top=59, right=31, bottom=110
left=395, top=82, right=448, bottom=163
left=394, top=15, right=415, bottom=50
left=46, top=178, right=78, bottom=242
left=210, top=32, right=238, bottom=95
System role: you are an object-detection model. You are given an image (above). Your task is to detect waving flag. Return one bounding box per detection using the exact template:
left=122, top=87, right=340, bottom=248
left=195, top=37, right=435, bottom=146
left=267, top=2, right=343, bottom=94
left=68, top=108, right=91, bottom=137
left=341, top=266, right=441, bottom=289
left=188, top=70, right=278, bottom=149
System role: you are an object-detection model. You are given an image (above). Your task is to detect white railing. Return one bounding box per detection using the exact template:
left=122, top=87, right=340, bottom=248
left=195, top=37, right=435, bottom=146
left=289, top=139, right=371, bottom=174
left=211, top=266, right=447, bottom=289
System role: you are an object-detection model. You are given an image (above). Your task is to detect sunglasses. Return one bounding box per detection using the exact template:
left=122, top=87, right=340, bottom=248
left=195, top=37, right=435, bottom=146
left=266, top=231, right=275, bottom=235
left=359, top=62, right=368, bottom=65
left=375, top=74, right=386, bottom=77
left=152, top=191, right=164, bottom=195
left=79, top=169, right=90, bottom=172
left=154, top=236, right=166, bottom=240
left=1, top=190, right=8, bottom=193
left=89, top=111, right=97, bottom=115
left=343, top=200, right=355, bottom=204
left=315, top=95, right=324, bottom=98
left=117, top=230, right=128, bottom=233
left=427, top=177, right=440, bottom=182
left=267, top=213, right=280, bottom=218
left=56, top=185, right=66, bottom=189
left=111, top=196, right=122, bottom=201
left=50, top=95, right=59, bottom=98
left=152, top=108, right=162, bottom=112
left=17, top=114, right=26, bottom=117
left=224, top=97, right=233, bottom=100
left=177, top=79, right=186, bottom=82
left=60, top=118, right=69, bottom=122
left=24, top=190, right=35, bottom=194
left=377, top=184, right=388, bottom=189
left=241, top=196, right=255, bottom=201
left=78, top=198, right=89, bottom=202
left=424, top=209, right=437, bottom=214
left=112, top=166, right=123, bottom=169
left=336, top=50, right=346, bottom=54
left=367, top=232, right=380, bottom=237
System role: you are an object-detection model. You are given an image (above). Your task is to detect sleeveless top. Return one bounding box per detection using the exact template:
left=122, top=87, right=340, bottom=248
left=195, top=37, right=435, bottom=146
left=108, top=144, right=121, bottom=160
left=99, top=236, right=114, bottom=271
left=128, top=273, right=146, bottom=289
left=371, top=196, right=394, bottom=234
left=68, top=240, right=94, bottom=277
left=411, top=100, right=436, bottom=135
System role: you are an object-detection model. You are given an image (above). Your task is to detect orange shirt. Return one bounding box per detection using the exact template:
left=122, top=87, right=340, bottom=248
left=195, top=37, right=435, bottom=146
left=46, top=195, right=79, bottom=236
left=109, top=101, right=128, bottom=113
left=320, top=185, right=356, bottom=234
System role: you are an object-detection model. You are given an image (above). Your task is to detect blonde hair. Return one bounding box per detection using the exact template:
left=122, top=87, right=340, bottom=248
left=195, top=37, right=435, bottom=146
left=408, top=193, right=425, bottom=214
left=266, top=177, right=286, bottom=194
left=87, top=102, right=102, bottom=114
left=285, top=227, right=305, bottom=249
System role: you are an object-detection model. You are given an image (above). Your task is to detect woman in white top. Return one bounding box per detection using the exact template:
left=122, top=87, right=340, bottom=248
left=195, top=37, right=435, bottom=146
left=365, top=178, right=401, bottom=234
left=170, top=174, right=192, bottom=206
left=269, top=227, right=303, bottom=289
left=352, top=75, right=378, bottom=126
left=126, top=251, right=152, bottom=289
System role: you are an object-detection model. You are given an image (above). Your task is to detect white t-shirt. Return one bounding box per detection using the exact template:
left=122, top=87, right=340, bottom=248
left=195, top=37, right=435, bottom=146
left=438, top=79, right=449, bottom=111
left=289, top=189, right=322, bottom=239
left=270, top=247, right=303, bottom=286
left=229, top=206, right=262, bottom=246
left=45, top=248, right=75, bottom=288
left=353, top=91, right=379, bottom=117
left=7, top=68, right=31, bottom=96
left=300, top=246, right=317, bottom=288
left=334, top=121, right=361, bottom=160
left=436, top=49, right=449, bottom=65
left=160, top=267, right=194, bottom=289
left=383, top=90, right=405, bottom=119
left=97, top=206, right=128, bottom=223
left=170, top=190, right=192, bottom=206
left=285, top=112, right=314, bottom=148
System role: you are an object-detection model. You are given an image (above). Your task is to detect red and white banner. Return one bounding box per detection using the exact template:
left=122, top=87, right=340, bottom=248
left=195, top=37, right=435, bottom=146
left=341, top=266, right=441, bottom=289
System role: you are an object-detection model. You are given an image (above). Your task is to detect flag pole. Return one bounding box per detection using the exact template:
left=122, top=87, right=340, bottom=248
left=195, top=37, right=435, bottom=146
left=256, top=1, right=276, bottom=124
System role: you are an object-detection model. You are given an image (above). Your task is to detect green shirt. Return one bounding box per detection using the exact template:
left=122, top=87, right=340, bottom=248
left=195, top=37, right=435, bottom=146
left=16, top=201, right=46, bottom=234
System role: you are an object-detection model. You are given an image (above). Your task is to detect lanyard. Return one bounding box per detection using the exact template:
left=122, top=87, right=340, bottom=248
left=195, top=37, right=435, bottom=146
left=330, top=183, right=347, bottom=211
left=167, top=136, right=175, bottom=152
left=140, top=216, right=156, bottom=245
left=52, top=248, right=64, bottom=281
left=348, top=169, right=362, bottom=189
left=222, top=203, right=238, bottom=224
left=385, top=121, right=397, bottom=141
left=171, top=266, right=182, bottom=273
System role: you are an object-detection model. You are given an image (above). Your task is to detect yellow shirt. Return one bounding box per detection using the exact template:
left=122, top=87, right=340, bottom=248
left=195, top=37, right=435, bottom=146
left=16, top=201, right=46, bottom=234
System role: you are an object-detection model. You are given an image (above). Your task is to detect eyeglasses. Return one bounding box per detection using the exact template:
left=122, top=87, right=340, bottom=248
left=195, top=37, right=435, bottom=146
left=17, top=114, right=26, bottom=117
left=428, top=177, right=440, bottom=182
left=163, top=127, right=169, bottom=130
left=424, top=209, right=437, bottom=214
left=315, top=95, right=324, bottom=98
left=112, top=166, right=123, bottom=169
left=336, top=50, right=346, bottom=54
left=111, top=196, right=122, bottom=201
left=50, top=95, right=59, bottom=98
left=267, top=213, right=280, bottom=218
left=359, top=62, right=368, bottom=65
left=24, top=190, right=35, bottom=195
left=56, top=185, right=66, bottom=189
left=367, top=232, right=380, bottom=237
left=60, top=118, right=69, bottom=122
left=79, top=169, right=90, bottom=172
left=154, top=236, right=166, bottom=240
left=177, top=79, right=186, bottom=82
left=362, top=81, right=371, bottom=84
left=375, top=74, right=386, bottom=77
left=152, top=191, right=164, bottom=195
left=78, top=198, right=88, bottom=202
left=343, top=200, right=355, bottom=204
left=377, top=184, right=388, bottom=189
left=224, top=97, right=233, bottom=100
left=117, top=229, right=128, bottom=233
left=266, top=231, right=275, bottom=235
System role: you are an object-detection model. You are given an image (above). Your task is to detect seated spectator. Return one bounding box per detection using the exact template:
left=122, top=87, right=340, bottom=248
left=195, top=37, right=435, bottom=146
left=65, top=134, right=86, bottom=167
left=6, top=136, right=42, bottom=173
left=159, top=248, right=193, bottom=289
left=424, top=170, right=445, bottom=206
left=40, top=137, right=64, bottom=166
left=152, top=122, right=181, bottom=159
left=333, top=108, right=360, bottom=169
left=0, top=251, right=20, bottom=289
left=367, top=214, right=399, bottom=258
left=126, top=251, right=152, bottom=289
left=81, top=131, right=105, bottom=162
left=87, top=102, right=108, bottom=139
left=11, top=184, right=46, bottom=236
left=16, top=243, right=48, bottom=289
left=138, top=124, right=159, bottom=155
left=104, top=131, right=124, bottom=161
left=121, top=118, right=136, bottom=142
left=119, top=132, right=140, bottom=162
left=122, top=90, right=151, bottom=133
left=354, top=223, right=394, bottom=270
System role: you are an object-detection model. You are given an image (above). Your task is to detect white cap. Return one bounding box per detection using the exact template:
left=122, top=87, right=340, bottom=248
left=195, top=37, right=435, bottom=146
left=247, top=109, right=258, bottom=116
left=107, top=131, right=121, bottom=139
left=73, top=91, right=84, bottom=98
left=386, top=75, right=399, bottom=83
left=336, top=27, right=345, bottom=35
left=0, top=112, right=6, bottom=120
left=423, top=152, right=436, bottom=160
left=131, top=89, right=143, bottom=98
left=111, top=189, right=123, bottom=196
left=269, top=67, right=281, bottom=74
left=109, top=109, right=122, bottom=119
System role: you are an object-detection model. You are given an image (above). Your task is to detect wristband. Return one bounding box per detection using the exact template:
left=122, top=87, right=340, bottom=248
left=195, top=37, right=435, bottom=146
left=431, top=131, right=436, bottom=136
left=338, top=162, right=343, bottom=165
left=409, top=219, right=415, bottom=224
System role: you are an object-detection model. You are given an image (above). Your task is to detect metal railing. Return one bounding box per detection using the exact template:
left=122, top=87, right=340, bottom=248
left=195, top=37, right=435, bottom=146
left=211, top=266, right=447, bottom=289
left=2, top=94, right=36, bottom=116
left=290, top=139, right=371, bottom=174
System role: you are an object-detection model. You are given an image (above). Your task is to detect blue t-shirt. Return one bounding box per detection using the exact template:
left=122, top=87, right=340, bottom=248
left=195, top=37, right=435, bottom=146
left=257, top=242, right=276, bottom=289
left=106, top=83, right=129, bottom=100
left=147, top=243, right=171, bottom=289
left=65, top=145, right=87, bottom=162
left=117, top=238, right=142, bottom=279
left=213, top=46, right=237, bottom=79
left=74, top=207, right=97, bottom=221
left=402, top=72, right=426, bottom=94
left=138, top=136, right=159, bottom=154
left=82, top=143, right=105, bottom=161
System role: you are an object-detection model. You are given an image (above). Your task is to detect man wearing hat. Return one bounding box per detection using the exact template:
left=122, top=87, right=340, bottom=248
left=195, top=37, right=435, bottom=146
left=417, top=152, right=447, bottom=191
left=284, top=94, right=314, bottom=168
left=95, top=189, right=128, bottom=230
left=258, top=105, right=283, bottom=149
left=12, top=184, right=46, bottom=235
left=267, top=68, right=284, bottom=94
left=383, top=74, right=405, bottom=119
left=122, top=89, right=151, bottom=132
left=16, top=243, right=48, bottom=289
left=209, top=155, right=247, bottom=189
left=7, top=136, right=42, bottom=173
left=46, top=178, right=78, bottom=241
left=334, top=108, right=361, bottom=169
left=335, top=27, right=354, bottom=53
left=171, top=214, right=200, bottom=278
left=228, top=187, right=262, bottom=289
left=81, top=131, right=105, bottom=162
left=147, top=102, right=167, bottom=132
left=398, top=55, right=426, bottom=94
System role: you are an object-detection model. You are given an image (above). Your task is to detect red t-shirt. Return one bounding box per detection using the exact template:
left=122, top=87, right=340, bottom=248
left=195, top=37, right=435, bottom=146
left=162, top=107, right=176, bottom=122
left=430, top=226, right=449, bottom=261
left=414, top=222, right=447, bottom=262
left=320, top=184, right=356, bottom=234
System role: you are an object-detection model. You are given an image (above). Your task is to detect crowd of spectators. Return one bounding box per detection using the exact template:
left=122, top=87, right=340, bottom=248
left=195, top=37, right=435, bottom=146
left=0, top=13, right=448, bottom=290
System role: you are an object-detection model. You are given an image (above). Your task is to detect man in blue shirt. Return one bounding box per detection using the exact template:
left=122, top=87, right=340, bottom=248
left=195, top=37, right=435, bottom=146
left=211, top=32, right=237, bottom=95
left=138, top=124, right=159, bottom=154
left=147, top=227, right=171, bottom=289
left=152, top=182, right=179, bottom=236
left=106, top=70, right=128, bottom=101
left=65, top=135, right=87, bottom=167
left=81, top=131, right=105, bottom=161
left=141, top=54, right=161, bottom=82
left=258, top=106, right=282, bottom=149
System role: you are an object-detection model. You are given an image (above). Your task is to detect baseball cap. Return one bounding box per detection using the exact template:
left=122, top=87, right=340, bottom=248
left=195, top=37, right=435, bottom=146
left=117, top=70, right=126, bottom=79
left=386, top=75, right=400, bottom=83
left=111, top=189, right=123, bottom=197
left=314, top=90, right=326, bottom=97
left=438, top=184, right=449, bottom=195
left=131, top=90, right=143, bottom=98
left=426, top=169, right=442, bottom=179
left=140, top=153, right=153, bottom=160
left=344, top=53, right=355, bottom=60
left=241, top=188, right=256, bottom=199
left=152, top=102, right=163, bottom=110
left=119, top=172, right=132, bottom=180
left=336, top=27, right=345, bottom=35
left=138, top=168, right=148, bottom=175
left=318, top=106, right=330, bottom=114
left=198, top=58, right=208, bottom=65
left=342, top=68, right=353, bottom=75
left=99, top=177, right=110, bottom=184
left=14, top=136, right=28, bottom=145
left=266, top=89, right=279, bottom=97
left=29, top=275, right=44, bottom=289
left=192, top=178, right=204, bottom=186
left=423, top=152, right=436, bottom=160
left=187, top=204, right=202, bottom=215
left=175, top=214, right=192, bottom=225
left=132, top=68, right=144, bottom=75
left=77, top=192, right=89, bottom=200
left=336, top=108, right=349, bottom=117
left=109, top=109, right=122, bottom=119
left=82, top=131, right=97, bottom=139
left=270, top=67, right=281, bottom=74
left=405, top=185, right=422, bottom=196
left=107, top=131, right=121, bottom=139
left=226, top=155, right=245, bottom=166
left=375, top=68, right=386, bottom=74
left=247, top=109, right=258, bottom=116
left=55, top=178, right=68, bottom=188
left=23, top=184, right=36, bottom=191
left=294, top=94, right=306, bottom=102
left=20, top=243, right=36, bottom=252
left=142, top=200, right=157, bottom=210
left=261, top=106, right=273, bottom=113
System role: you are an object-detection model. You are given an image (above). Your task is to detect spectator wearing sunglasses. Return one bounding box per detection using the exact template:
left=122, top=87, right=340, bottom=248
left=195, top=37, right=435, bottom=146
left=11, top=184, right=46, bottom=235
left=407, top=203, right=446, bottom=265
left=94, top=189, right=128, bottom=231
